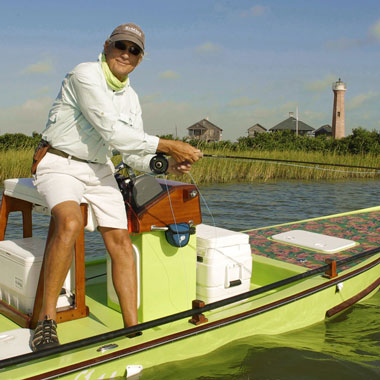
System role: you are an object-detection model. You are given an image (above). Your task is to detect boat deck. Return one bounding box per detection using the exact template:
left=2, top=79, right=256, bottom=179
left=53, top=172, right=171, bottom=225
left=246, top=210, right=380, bottom=270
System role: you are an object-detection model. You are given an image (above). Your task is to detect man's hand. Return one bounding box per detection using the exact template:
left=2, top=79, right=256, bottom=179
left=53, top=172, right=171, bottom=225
left=167, top=158, right=193, bottom=175
left=157, top=139, right=202, bottom=164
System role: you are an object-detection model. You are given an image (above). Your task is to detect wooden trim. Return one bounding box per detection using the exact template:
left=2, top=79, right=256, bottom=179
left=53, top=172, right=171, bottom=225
left=31, top=204, right=89, bottom=327
left=0, top=300, right=31, bottom=328
left=21, top=256, right=380, bottom=380
left=0, top=194, right=33, bottom=241
left=129, top=181, right=202, bottom=233
left=326, top=277, right=380, bottom=317
left=56, top=204, right=89, bottom=323
left=324, top=259, right=337, bottom=279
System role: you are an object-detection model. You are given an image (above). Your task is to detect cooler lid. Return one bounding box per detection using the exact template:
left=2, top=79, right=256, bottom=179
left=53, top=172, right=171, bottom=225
left=0, top=237, right=46, bottom=264
left=196, top=224, right=249, bottom=248
left=271, top=230, right=356, bottom=253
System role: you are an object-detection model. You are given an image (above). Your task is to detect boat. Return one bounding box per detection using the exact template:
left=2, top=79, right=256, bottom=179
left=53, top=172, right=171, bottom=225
left=0, top=165, right=379, bottom=380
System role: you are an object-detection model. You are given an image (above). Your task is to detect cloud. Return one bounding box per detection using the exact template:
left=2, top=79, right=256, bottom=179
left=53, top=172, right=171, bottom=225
left=302, top=110, right=327, bottom=123
left=249, top=5, right=266, bottom=17
left=0, top=97, right=52, bottom=135
left=35, top=86, right=51, bottom=96
left=159, top=70, right=180, bottom=80
left=325, top=18, right=380, bottom=50
left=227, top=96, right=259, bottom=107
left=241, top=5, right=268, bottom=17
left=21, top=59, right=54, bottom=75
left=346, top=91, right=377, bottom=110
left=195, top=42, right=221, bottom=55
left=305, top=74, right=336, bottom=92
left=370, top=19, right=380, bottom=40
left=140, top=92, right=161, bottom=104
left=324, top=38, right=365, bottom=50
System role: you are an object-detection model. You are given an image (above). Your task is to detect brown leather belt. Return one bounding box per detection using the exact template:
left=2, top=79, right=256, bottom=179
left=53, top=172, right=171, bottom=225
left=47, top=147, right=98, bottom=164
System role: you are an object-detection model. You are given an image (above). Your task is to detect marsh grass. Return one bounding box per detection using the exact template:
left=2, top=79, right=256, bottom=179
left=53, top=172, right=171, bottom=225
left=0, top=149, right=34, bottom=183
left=0, top=148, right=379, bottom=186
left=166, top=149, right=380, bottom=184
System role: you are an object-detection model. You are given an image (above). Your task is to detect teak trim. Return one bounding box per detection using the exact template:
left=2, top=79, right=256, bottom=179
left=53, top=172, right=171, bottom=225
left=0, top=194, right=89, bottom=328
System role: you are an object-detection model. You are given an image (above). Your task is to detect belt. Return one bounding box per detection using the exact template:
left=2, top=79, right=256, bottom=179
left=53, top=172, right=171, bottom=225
left=47, top=147, right=98, bottom=164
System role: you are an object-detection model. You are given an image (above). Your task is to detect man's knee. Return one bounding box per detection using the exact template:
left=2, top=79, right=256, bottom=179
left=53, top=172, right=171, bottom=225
left=52, top=202, right=83, bottom=241
left=58, top=214, right=83, bottom=235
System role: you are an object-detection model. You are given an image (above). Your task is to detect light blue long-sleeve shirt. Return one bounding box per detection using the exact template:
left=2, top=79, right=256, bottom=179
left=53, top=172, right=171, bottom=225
left=42, top=55, right=159, bottom=171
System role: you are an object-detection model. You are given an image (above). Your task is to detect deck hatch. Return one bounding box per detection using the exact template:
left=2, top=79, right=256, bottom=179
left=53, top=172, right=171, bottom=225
left=271, top=230, right=356, bottom=253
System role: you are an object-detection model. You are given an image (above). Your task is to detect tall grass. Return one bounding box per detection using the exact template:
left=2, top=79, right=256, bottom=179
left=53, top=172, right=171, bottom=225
left=0, top=149, right=34, bottom=183
left=166, top=149, right=380, bottom=184
left=0, top=148, right=379, bottom=186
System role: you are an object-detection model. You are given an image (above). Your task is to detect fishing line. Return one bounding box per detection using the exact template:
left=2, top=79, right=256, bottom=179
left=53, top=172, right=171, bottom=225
left=187, top=173, right=252, bottom=281
left=260, top=161, right=379, bottom=175
left=188, top=172, right=217, bottom=228
left=203, top=154, right=380, bottom=172
left=161, top=175, right=190, bottom=306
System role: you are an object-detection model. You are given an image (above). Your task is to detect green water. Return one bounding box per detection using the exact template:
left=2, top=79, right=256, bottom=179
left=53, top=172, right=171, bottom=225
left=141, top=292, right=380, bottom=379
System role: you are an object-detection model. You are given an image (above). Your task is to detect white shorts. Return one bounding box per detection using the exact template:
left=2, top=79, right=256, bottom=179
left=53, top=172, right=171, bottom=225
left=34, top=152, right=128, bottom=229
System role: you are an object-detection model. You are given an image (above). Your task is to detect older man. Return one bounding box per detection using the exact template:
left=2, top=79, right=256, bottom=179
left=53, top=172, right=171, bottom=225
left=31, top=23, right=201, bottom=351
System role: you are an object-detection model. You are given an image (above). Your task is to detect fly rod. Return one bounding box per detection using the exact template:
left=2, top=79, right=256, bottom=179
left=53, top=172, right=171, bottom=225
left=203, top=154, right=380, bottom=171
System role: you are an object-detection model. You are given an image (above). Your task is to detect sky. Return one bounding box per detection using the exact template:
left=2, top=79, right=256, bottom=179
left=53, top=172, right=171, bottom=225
left=1, top=0, right=380, bottom=141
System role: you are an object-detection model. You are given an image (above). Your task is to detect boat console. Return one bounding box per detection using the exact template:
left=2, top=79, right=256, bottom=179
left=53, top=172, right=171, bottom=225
left=0, top=174, right=203, bottom=325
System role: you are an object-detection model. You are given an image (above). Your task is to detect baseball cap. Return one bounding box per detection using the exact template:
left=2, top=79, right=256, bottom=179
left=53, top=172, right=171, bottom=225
left=108, top=23, right=145, bottom=52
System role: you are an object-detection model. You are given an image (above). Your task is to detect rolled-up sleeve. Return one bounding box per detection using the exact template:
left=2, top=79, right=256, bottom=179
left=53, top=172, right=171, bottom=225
left=70, top=68, right=159, bottom=156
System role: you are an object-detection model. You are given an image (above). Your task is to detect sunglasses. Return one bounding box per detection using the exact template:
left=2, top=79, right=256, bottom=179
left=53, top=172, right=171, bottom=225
left=114, top=41, right=141, bottom=56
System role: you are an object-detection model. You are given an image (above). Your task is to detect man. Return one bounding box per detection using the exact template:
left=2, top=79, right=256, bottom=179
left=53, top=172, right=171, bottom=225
left=31, top=23, right=202, bottom=351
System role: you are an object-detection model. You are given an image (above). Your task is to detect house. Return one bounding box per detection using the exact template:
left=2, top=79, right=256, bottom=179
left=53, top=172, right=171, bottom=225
left=314, top=124, right=332, bottom=137
left=187, top=118, right=223, bottom=142
left=269, top=113, right=314, bottom=136
left=248, top=123, right=267, bottom=137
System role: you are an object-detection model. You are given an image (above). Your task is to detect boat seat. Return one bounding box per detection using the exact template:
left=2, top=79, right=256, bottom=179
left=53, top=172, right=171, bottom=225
left=3, top=178, right=97, bottom=231
left=0, top=178, right=90, bottom=328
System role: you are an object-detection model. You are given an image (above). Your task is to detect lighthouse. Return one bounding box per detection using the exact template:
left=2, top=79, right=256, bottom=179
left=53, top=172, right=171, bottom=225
left=332, top=78, right=346, bottom=139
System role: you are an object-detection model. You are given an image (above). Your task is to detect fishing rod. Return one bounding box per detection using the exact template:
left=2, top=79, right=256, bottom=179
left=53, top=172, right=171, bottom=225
left=203, top=154, right=380, bottom=171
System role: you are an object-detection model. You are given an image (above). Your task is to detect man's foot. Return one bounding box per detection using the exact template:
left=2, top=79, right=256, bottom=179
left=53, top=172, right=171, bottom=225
left=31, top=316, right=60, bottom=352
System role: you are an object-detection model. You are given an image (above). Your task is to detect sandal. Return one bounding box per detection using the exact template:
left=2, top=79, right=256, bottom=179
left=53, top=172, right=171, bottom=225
left=31, top=316, right=60, bottom=352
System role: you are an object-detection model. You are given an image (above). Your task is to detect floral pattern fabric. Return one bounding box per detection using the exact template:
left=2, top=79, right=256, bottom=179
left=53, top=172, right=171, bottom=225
left=245, top=211, right=380, bottom=270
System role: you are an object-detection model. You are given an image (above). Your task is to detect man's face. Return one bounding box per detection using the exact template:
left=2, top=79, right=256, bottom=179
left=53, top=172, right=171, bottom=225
left=104, top=40, right=143, bottom=81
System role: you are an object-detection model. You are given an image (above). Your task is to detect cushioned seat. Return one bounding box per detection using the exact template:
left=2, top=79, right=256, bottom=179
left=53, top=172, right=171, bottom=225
left=3, top=178, right=96, bottom=231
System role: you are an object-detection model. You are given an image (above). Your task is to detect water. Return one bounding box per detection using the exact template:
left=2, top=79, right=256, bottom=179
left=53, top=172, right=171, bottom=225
left=1, top=178, right=379, bottom=379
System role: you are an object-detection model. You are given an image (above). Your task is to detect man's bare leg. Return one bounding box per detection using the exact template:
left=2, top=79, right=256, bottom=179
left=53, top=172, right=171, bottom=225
left=99, top=227, right=138, bottom=327
left=38, top=201, right=83, bottom=321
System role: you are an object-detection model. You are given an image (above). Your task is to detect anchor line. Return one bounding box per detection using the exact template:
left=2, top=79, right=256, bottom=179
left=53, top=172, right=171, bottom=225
left=2, top=246, right=379, bottom=370
left=203, top=154, right=380, bottom=174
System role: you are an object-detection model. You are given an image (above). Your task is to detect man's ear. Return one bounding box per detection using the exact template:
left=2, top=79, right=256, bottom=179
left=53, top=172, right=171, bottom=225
left=103, top=40, right=111, bottom=54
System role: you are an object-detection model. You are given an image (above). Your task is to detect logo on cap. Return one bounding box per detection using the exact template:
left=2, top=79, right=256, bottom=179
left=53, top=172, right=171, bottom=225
left=124, top=26, right=142, bottom=37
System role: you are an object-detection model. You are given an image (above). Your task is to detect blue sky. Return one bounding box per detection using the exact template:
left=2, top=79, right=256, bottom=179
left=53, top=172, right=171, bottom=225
left=1, top=0, right=379, bottom=140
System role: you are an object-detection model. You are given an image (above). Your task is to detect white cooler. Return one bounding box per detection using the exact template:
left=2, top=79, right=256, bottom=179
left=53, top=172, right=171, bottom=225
left=196, top=224, right=252, bottom=303
left=0, top=237, right=73, bottom=314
